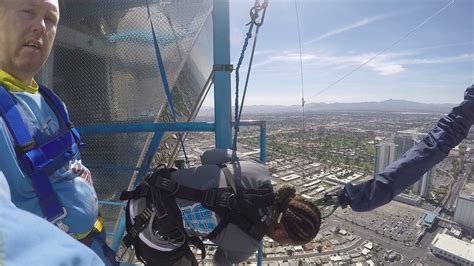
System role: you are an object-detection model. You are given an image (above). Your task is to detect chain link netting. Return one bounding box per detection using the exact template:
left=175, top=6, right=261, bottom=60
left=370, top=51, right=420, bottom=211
left=44, top=0, right=214, bottom=234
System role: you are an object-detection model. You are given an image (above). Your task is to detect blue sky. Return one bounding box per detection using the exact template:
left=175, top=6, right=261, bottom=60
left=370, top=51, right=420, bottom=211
left=205, top=0, right=473, bottom=106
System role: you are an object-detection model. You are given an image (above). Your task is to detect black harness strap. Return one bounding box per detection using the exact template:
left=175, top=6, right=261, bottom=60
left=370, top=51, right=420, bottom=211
left=188, top=236, right=206, bottom=262
left=220, top=165, right=270, bottom=240
left=121, top=167, right=206, bottom=259
left=122, top=207, right=153, bottom=247
left=120, top=164, right=275, bottom=262
left=206, top=214, right=231, bottom=240
left=119, top=185, right=149, bottom=201
left=153, top=174, right=237, bottom=213
left=152, top=164, right=274, bottom=241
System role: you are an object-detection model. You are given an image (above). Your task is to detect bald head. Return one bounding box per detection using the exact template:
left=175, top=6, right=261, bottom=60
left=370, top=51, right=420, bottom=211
left=0, top=0, right=60, bottom=85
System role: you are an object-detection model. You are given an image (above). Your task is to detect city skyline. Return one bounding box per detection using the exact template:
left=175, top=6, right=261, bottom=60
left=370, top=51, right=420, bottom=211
left=204, top=0, right=473, bottom=107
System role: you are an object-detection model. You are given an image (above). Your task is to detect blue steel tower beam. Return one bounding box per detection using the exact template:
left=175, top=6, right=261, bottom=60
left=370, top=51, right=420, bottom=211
left=213, top=0, right=233, bottom=149
left=213, top=3, right=264, bottom=265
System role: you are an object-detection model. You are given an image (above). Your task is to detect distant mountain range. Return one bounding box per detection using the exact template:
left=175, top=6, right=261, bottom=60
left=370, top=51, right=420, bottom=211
left=199, top=99, right=454, bottom=115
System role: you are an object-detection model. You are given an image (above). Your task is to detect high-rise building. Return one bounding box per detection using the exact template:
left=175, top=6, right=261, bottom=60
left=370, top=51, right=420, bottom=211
left=394, top=134, right=415, bottom=159
left=393, top=133, right=434, bottom=198
left=374, top=142, right=397, bottom=176
left=454, top=182, right=474, bottom=231
left=413, top=167, right=434, bottom=198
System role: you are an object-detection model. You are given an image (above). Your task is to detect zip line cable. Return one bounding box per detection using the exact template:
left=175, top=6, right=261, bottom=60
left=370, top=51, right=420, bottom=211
left=306, top=0, right=456, bottom=101
left=295, top=0, right=337, bottom=219
left=294, top=0, right=306, bottom=179
left=294, top=0, right=455, bottom=217
left=232, top=0, right=269, bottom=150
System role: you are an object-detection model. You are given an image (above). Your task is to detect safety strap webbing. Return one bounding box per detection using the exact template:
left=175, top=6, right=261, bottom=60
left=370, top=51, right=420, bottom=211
left=144, top=0, right=177, bottom=121
left=39, top=85, right=83, bottom=147
left=0, top=86, right=66, bottom=223
left=120, top=167, right=275, bottom=241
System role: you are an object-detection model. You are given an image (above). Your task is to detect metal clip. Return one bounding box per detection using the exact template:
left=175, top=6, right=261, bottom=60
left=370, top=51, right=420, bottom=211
left=51, top=208, right=69, bottom=232
left=213, top=64, right=234, bottom=72
left=156, top=177, right=178, bottom=194
left=203, top=189, right=217, bottom=207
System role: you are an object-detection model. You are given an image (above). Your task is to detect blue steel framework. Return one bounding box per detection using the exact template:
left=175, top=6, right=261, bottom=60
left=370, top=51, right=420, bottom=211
left=213, top=0, right=233, bottom=149
left=78, top=121, right=267, bottom=259
left=75, top=1, right=267, bottom=264
left=79, top=0, right=266, bottom=265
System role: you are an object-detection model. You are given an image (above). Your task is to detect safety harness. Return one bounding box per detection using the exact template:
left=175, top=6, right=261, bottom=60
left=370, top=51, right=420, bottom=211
left=120, top=164, right=275, bottom=261
left=0, top=85, right=83, bottom=230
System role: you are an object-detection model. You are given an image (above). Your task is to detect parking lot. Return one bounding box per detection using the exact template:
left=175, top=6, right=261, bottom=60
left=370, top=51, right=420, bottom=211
left=335, top=201, right=424, bottom=244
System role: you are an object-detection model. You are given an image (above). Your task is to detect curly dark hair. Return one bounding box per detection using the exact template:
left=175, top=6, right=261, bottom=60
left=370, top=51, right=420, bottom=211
left=274, top=185, right=322, bottom=245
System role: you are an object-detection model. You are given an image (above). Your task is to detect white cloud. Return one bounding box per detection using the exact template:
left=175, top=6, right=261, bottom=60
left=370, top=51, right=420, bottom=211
left=254, top=49, right=277, bottom=56
left=254, top=44, right=474, bottom=76
left=306, top=13, right=395, bottom=44
left=411, top=42, right=473, bottom=52
left=269, top=53, right=318, bottom=63
left=367, top=62, right=405, bottom=76
left=395, top=54, right=474, bottom=65
left=254, top=50, right=409, bottom=76
left=254, top=49, right=473, bottom=77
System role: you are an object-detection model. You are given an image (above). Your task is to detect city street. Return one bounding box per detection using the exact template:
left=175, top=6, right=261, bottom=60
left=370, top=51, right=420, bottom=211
left=329, top=217, right=448, bottom=265
left=447, top=162, right=472, bottom=210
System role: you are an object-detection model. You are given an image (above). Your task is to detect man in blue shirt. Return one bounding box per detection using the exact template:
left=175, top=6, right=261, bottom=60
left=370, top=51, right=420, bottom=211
left=0, top=171, right=104, bottom=266
left=0, top=0, right=112, bottom=264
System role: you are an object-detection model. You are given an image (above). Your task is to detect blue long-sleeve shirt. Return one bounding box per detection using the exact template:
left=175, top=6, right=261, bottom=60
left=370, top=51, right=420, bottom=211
left=343, top=85, right=474, bottom=212
left=0, top=171, right=104, bottom=266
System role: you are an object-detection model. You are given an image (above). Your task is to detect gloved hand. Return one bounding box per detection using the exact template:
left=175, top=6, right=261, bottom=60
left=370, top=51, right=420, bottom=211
left=319, top=188, right=349, bottom=209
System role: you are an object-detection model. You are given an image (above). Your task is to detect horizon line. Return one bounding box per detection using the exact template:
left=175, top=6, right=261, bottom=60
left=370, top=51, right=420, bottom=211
left=201, top=98, right=457, bottom=108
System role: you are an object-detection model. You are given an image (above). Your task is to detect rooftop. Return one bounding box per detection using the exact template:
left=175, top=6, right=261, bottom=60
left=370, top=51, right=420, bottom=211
left=431, top=233, right=474, bottom=262
left=460, top=181, right=474, bottom=199
left=281, top=174, right=300, bottom=182
left=397, top=129, right=425, bottom=136
left=423, top=212, right=437, bottom=224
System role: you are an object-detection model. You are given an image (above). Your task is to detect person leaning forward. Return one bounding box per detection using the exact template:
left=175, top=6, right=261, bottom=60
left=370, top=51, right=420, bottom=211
left=122, top=84, right=474, bottom=265
left=122, top=149, right=322, bottom=265
left=0, top=0, right=114, bottom=264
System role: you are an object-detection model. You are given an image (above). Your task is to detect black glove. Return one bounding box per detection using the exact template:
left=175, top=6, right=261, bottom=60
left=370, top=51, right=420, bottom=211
left=322, top=188, right=349, bottom=209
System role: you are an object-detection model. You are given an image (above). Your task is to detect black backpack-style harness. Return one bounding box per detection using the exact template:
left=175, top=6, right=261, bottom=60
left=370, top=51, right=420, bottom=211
left=119, top=163, right=275, bottom=261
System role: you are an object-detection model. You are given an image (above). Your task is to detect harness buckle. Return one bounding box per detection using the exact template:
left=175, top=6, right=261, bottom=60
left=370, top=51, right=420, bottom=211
left=202, top=189, right=217, bottom=207
left=15, top=140, right=36, bottom=154
left=138, top=185, right=149, bottom=198
left=66, top=122, right=74, bottom=129
left=152, top=227, right=185, bottom=247
left=165, top=228, right=185, bottom=244
left=217, top=192, right=235, bottom=210
left=156, top=177, right=178, bottom=194
left=203, top=190, right=235, bottom=210
left=51, top=207, right=69, bottom=232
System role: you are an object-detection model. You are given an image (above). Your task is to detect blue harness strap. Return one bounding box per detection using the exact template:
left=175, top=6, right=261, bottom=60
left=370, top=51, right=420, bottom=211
left=39, top=85, right=84, bottom=148
left=145, top=0, right=177, bottom=121
left=0, top=85, right=83, bottom=226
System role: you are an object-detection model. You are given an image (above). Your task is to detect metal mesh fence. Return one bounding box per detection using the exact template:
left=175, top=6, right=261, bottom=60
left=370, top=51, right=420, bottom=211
left=40, top=0, right=214, bottom=233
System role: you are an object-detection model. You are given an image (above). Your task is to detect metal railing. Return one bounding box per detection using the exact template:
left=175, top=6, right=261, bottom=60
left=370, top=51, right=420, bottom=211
left=78, top=120, right=267, bottom=263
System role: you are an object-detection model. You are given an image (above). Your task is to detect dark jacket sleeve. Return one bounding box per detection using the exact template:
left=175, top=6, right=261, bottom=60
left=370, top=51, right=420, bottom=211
left=342, top=85, right=474, bottom=212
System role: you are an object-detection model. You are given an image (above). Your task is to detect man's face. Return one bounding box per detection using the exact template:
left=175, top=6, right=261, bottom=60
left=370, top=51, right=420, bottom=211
left=0, top=0, right=59, bottom=84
